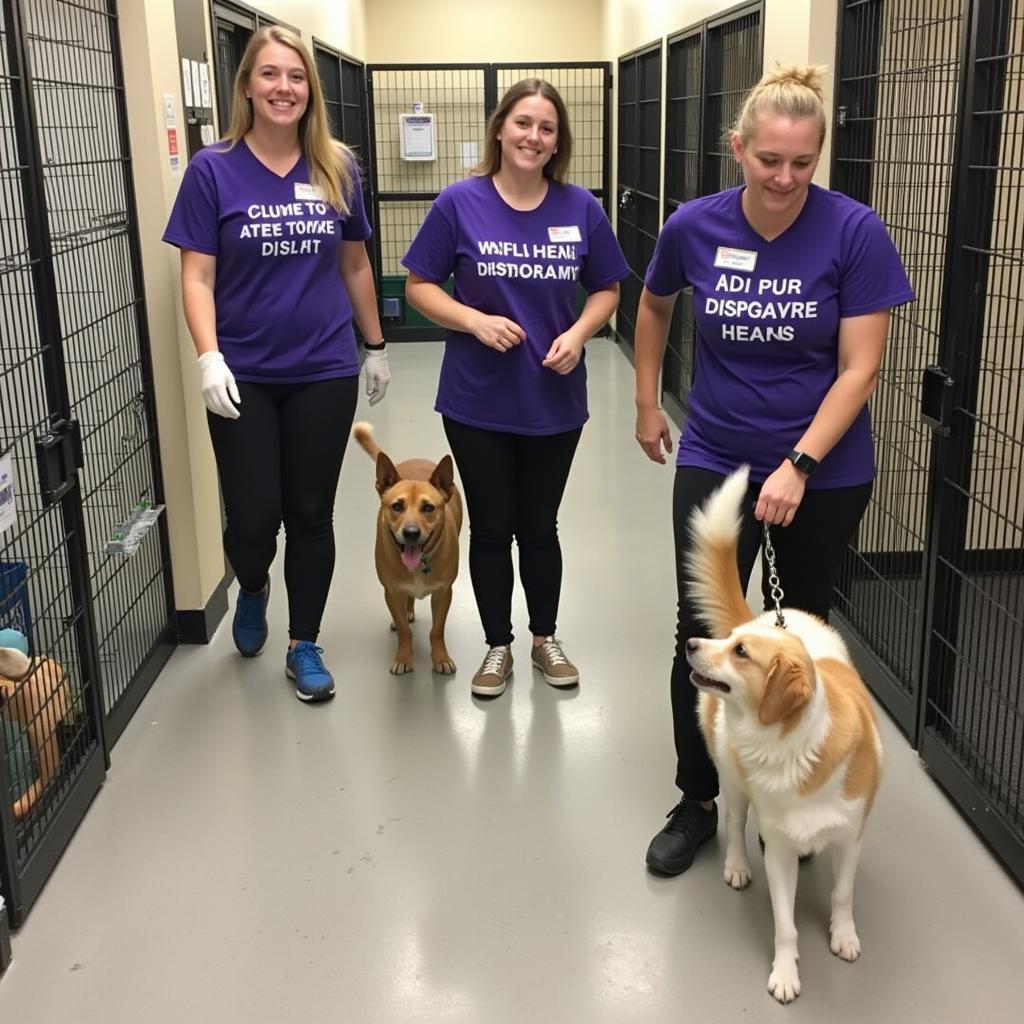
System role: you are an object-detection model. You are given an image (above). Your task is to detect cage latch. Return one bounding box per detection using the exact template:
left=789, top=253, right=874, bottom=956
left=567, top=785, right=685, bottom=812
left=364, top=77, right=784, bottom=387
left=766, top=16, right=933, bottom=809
left=34, top=419, right=83, bottom=506
left=920, top=365, right=955, bottom=437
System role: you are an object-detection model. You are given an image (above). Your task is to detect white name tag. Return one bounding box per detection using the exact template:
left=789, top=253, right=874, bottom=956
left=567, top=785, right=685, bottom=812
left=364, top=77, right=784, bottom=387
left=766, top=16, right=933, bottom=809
left=294, top=182, right=322, bottom=201
left=714, top=246, right=757, bottom=272
left=548, top=225, right=582, bottom=243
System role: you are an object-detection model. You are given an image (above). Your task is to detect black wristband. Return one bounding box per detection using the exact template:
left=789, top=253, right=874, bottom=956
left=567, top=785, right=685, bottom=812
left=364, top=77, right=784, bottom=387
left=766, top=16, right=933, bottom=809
left=363, top=340, right=386, bottom=351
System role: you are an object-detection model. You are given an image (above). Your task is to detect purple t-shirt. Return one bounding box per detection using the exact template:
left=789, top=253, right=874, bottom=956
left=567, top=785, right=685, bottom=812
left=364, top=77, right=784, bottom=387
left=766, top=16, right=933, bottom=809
left=402, top=175, right=629, bottom=435
left=645, top=184, right=915, bottom=487
left=163, top=140, right=371, bottom=383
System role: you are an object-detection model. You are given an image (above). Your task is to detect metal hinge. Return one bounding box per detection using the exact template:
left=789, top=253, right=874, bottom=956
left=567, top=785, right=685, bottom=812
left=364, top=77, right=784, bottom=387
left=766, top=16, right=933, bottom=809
left=920, top=366, right=955, bottom=437
left=34, top=418, right=83, bottom=506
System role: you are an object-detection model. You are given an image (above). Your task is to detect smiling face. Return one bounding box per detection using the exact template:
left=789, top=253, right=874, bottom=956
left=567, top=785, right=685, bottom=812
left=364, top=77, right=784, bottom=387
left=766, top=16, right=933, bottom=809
left=687, top=627, right=816, bottom=727
left=375, top=455, right=454, bottom=573
left=731, top=114, right=821, bottom=225
left=246, top=41, right=309, bottom=132
left=497, top=94, right=559, bottom=176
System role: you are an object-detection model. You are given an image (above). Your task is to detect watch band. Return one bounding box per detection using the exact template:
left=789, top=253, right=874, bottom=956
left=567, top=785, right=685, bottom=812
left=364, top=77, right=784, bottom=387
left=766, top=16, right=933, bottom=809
left=363, top=340, right=386, bottom=351
left=787, top=449, right=819, bottom=476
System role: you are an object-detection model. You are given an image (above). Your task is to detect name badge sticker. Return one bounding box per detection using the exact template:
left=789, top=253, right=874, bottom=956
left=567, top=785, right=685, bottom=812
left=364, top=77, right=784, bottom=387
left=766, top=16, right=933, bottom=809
left=548, top=225, right=582, bottom=243
left=714, top=246, right=758, bottom=272
left=294, top=182, right=322, bottom=201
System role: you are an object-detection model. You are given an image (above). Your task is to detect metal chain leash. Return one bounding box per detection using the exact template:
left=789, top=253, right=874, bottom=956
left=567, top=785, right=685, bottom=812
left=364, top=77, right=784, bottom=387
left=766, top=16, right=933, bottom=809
left=762, top=521, right=787, bottom=629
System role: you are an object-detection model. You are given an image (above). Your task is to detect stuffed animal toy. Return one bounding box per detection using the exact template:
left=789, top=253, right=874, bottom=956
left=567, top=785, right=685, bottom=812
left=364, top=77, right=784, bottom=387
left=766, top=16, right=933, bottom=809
left=0, top=643, right=69, bottom=822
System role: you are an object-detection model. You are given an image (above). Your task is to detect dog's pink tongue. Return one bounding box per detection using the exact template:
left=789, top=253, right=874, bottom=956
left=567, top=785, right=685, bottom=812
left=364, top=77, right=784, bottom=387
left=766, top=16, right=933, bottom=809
left=401, top=545, right=423, bottom=571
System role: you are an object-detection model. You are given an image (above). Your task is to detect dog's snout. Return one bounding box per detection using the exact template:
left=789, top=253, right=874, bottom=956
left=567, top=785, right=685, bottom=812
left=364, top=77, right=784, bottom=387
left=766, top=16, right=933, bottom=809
left=686, top=638, right=701, bottom=653
left=401, top=524, right=422, bottom=542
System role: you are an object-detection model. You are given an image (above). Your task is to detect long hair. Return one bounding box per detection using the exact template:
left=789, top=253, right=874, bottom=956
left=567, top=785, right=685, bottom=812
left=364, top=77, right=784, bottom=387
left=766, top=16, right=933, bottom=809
left=472, top=79, right=573, bottom=183
left=222, top=25, right=354, bottom=213
left=731, top=64, right=828, bottom=151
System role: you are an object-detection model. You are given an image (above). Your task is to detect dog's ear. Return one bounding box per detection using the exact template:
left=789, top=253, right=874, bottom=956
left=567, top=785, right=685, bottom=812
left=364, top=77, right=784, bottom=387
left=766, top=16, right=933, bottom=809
left=758, top=653, right=814, bottom=725
left=429, top=455, right=455, bottom=500
left=375, top=452, right=400, bottom=494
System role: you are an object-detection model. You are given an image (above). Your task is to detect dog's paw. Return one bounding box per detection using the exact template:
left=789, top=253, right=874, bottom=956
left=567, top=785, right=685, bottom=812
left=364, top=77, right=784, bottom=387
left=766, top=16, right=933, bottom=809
left=432, top=658, right=456, bottom=675
left=767, top=961, right=801, bottom=1004
left=829, top=925, right=860, bottom=962
left=390, top=659, right=414, bottom=675
left=723, top=859, right=752, bottom=889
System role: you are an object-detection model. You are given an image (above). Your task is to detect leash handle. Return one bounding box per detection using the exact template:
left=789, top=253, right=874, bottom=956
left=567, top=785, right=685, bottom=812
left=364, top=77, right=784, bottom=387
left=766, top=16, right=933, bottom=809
left=762, top=520, right=787, bottom=629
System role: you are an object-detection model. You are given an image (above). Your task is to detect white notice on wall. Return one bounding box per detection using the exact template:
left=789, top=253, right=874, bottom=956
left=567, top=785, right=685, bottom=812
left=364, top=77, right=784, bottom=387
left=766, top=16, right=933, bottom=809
left=181, top=58, right=194, bottom=107
left=0, top=456, right=18, bottom=536
left=163, top=93, right=177, bottom=130
left=190, top=61, right=202, bottom=111
left=400, top=113, right=436, bottom=161
left=199, top=63, right=211, bottom=110
left=459, top=141, right=478, bottom=168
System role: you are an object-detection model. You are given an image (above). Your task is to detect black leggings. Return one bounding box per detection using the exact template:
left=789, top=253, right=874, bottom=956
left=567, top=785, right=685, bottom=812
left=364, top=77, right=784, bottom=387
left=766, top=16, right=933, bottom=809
left=442, top=417, right=582, bottom=647
left=671, top=466, right=873, bottom=800
left=207, top=376, right=358, bottom=642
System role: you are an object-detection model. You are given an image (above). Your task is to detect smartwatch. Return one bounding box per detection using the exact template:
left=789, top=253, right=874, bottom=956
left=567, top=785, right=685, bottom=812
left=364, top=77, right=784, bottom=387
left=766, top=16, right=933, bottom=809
left=786, top=449, right=819, bottom=476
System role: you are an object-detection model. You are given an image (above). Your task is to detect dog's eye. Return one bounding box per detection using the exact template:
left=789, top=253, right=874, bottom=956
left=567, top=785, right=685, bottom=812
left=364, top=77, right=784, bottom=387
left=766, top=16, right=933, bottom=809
left=390, top=500, right=405, bottom=512
left=421, top=502, right=435, bottom=514
left=734, top=644, right=748, bottom=659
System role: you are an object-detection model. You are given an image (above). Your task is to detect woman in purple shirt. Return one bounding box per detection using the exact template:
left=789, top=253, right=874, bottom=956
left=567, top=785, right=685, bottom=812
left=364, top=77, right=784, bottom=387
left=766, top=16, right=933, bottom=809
left=403, top=80, right=629, bottom=698
left=634, top=66, right=914, bottom=873
left=164, top=27, right=390, bottom=703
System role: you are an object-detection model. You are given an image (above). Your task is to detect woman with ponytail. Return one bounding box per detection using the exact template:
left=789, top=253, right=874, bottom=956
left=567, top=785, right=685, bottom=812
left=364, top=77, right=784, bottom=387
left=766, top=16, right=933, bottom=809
left=633, top=66, right=914, bottom=874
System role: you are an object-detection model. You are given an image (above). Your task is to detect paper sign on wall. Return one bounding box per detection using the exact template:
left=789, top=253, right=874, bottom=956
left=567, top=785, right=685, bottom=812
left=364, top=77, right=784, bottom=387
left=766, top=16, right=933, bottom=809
left=181, top=58, right=194, bottom=107
left=0, top=456, right=17, bottom=537
left=198, top=63, right=211, bottom=110
left=190, top=61, right=202, bottom=111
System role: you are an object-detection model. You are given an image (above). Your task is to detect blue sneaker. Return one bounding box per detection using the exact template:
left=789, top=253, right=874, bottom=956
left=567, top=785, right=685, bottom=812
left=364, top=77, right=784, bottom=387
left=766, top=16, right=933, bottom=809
left=232, top=581, right=270, bottom=656
left=285, top=641, right=335, bottom=702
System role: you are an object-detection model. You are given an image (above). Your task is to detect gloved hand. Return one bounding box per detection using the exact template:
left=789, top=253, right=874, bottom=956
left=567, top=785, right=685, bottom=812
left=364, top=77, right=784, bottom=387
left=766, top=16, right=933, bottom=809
left=361, top=348, right=391, bottom=407
left=197, top=351, right=241, bottom=419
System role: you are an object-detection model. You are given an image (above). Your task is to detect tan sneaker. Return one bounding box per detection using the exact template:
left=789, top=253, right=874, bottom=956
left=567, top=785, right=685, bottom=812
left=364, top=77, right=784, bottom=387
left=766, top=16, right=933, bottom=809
left=531, top=637, right=579, bottom=687
left=471, top=645, right=513, bottom=696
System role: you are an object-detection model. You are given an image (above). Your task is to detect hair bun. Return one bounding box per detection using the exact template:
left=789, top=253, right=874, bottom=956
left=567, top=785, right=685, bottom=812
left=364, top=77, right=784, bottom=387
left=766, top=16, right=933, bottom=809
left=760, top=64, right=827, bottom=103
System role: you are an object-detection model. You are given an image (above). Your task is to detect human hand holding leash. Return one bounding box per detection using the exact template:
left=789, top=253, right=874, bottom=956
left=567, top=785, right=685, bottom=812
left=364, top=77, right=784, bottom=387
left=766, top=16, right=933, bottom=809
left=635, top=406, right=674, bottom=464
left=542, top=332, right=584, bottom=374
left=469, top=312, right=525, bottom=352
left=197, top=351, right=241, bottom=419
left=362, top=348, right=391, bottom=406
left=755, top=461, right=807, bottom=525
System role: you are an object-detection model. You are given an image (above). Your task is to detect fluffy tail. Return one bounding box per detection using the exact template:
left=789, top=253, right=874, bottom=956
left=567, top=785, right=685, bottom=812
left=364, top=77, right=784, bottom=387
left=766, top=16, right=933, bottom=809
left=686, top=466, right=755, bottom=637
left=352, top=421, right=382, bottom=461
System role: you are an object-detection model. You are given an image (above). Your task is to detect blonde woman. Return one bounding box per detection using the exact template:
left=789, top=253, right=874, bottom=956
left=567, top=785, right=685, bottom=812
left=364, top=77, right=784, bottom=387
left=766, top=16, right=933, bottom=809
left=164, top=27, right=389, bottom=702
left=634, top=66, right=914, bottom=873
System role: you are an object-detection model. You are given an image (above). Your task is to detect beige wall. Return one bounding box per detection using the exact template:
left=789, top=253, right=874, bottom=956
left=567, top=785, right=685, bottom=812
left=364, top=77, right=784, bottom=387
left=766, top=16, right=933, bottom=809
left=118, top=0, right=224, bottom=612
left=259, top=0, right=367, bottom=55
left=367, top=0, right=604, bottom=62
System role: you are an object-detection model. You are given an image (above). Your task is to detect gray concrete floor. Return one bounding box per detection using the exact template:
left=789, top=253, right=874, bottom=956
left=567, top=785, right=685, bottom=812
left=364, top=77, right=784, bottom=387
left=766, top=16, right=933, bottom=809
left=1, top=340, right=1022, bottom=1023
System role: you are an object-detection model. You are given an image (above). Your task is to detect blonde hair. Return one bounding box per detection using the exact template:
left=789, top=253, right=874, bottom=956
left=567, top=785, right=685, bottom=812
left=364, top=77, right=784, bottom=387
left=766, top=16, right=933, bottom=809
left=473, top=79, right=573, bottom=183
left=223, top=25, right=355, bottom=213
left=732, top=65, right=828, bottom=150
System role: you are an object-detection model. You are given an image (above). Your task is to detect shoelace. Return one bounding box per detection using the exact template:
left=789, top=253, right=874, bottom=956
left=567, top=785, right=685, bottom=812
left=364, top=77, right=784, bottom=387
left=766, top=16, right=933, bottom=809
left=539, top=639, right=569, bottom=666
left=665, top=800, right=703, bottom=835
left=481, top=646, right=509, bottom=674
left=291, top=643, right=326, bottom=672
left=237, top=588, right=266, bottom=629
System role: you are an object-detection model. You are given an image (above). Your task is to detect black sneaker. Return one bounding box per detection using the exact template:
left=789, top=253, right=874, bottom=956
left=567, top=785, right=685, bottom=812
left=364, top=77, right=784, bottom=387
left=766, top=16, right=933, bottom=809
left=646, top=798, right=718, bottom=875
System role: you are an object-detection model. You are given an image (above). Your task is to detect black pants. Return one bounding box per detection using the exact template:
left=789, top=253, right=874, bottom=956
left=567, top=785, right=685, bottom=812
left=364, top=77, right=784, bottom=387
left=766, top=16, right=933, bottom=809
left=207, top=376, right=358, bottom=642
left=443, top=417, right=582, bottom=646
left=671, top=466, right=873, bottom=800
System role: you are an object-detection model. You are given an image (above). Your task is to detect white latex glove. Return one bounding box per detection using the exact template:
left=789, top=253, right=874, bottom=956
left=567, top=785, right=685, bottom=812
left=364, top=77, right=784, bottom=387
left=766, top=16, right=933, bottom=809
left=362, top=349, right=391, bottom=407
left=197, top=351, right=241, bottom=419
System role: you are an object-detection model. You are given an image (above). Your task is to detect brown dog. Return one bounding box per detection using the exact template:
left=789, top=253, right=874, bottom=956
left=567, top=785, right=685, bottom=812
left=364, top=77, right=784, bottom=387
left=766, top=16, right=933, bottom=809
left=353, top=422, right=463, bottom=675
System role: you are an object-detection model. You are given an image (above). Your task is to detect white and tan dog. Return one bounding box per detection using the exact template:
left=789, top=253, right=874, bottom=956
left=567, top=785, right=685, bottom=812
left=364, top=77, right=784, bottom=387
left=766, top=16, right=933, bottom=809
left=684, top=466, right=883, bottom=1004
